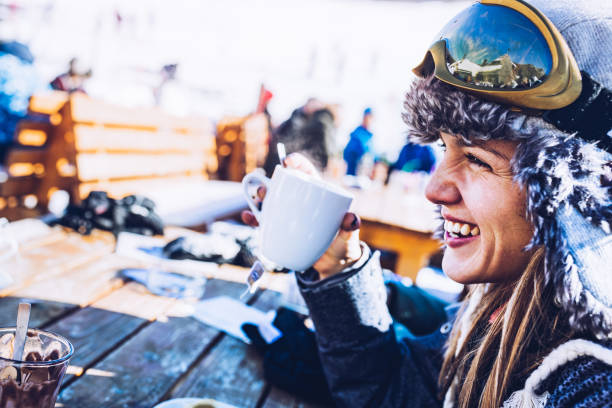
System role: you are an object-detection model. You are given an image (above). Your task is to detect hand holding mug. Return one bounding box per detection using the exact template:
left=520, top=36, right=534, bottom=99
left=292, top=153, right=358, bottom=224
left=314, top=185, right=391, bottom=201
left=242, top=153, right=362, bottom=279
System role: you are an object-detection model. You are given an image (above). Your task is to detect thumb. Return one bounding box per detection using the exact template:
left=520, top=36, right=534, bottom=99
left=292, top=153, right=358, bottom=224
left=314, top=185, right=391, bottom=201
left=340, top=212, right=360, bottom=233
left=337, top=213, right=362, bottom=259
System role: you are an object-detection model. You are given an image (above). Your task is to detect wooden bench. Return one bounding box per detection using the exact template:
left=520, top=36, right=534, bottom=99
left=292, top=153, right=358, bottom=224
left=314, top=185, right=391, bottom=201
left=1, top=92, right=248, bottom=227
left=37, top=92, right=217, bottom=205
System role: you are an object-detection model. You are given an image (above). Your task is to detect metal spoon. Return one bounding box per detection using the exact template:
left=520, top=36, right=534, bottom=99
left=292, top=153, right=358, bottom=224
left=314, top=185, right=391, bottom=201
left=12, top=303, right=30, bottom=384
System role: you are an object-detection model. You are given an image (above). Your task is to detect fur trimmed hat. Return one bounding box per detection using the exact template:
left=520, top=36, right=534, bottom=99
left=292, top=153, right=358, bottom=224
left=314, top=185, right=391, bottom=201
left=403, top=0, right=612, bottom=339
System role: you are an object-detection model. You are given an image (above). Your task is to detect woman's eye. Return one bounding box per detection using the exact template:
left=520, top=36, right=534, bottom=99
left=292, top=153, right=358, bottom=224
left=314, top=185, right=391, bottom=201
left=438, top=141, right=447, bottom=152
left=466, top=153, right=492, bottom=170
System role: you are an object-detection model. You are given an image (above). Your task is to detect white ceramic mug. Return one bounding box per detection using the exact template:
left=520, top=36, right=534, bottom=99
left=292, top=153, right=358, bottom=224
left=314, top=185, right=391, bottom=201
left=242, top=165, right=354, bottom=271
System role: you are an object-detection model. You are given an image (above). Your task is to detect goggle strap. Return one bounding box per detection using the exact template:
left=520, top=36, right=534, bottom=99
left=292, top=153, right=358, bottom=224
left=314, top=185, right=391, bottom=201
left=542, top=72, right=612, bottom=154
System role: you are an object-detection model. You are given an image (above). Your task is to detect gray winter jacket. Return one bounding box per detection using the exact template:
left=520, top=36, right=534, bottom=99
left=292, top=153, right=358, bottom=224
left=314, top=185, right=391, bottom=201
left=297, top=245, right=612, bottom=407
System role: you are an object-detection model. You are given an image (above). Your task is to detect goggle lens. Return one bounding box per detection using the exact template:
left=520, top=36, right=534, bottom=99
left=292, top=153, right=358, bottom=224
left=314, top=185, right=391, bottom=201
left=435, top=3, right=553, bottom=89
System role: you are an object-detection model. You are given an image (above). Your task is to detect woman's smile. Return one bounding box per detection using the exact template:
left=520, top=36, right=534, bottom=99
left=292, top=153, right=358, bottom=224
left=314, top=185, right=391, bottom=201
left=444, top=219, right=480, bottom=248
left=443, top=217, right=480, bottom=248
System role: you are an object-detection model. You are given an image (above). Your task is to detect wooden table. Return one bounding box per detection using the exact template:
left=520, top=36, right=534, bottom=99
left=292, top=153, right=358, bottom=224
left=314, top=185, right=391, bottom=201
left=350, top=182, right=441, bottom=281
left=0, top=219, right=328, bottom=408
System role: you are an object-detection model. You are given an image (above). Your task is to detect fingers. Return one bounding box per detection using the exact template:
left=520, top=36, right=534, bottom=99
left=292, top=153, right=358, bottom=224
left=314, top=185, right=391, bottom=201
left=241, top=210, right=259, bottom=227
left=340, top=213, right=361, bottom=232
left=257, top=186, right=267, bottom=201
left=284, top=153, right=320, bottom=178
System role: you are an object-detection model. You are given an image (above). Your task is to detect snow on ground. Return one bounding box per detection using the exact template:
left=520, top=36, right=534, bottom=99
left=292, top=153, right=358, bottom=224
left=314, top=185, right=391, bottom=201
left=2, top=0, right=470, bottom=160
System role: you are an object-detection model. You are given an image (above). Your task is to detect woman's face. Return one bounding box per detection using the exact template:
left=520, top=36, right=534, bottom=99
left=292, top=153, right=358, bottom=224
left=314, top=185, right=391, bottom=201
left=425, top=132, right=534, bottom=284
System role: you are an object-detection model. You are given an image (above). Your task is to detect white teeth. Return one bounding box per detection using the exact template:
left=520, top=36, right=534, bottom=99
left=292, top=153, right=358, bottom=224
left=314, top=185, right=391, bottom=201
left=444, top=220, right=480, bottom=237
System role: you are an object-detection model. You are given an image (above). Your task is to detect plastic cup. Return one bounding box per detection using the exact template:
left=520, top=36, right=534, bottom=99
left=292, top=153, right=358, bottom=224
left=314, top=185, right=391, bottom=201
left=0, top=328, right=73, bottom=408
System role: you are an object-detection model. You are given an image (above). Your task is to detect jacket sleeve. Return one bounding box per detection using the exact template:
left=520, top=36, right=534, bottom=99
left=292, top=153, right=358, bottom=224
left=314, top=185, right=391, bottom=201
left=297, top=245, right=448, bottom=408
left=540, top=354, right=612, bottom=408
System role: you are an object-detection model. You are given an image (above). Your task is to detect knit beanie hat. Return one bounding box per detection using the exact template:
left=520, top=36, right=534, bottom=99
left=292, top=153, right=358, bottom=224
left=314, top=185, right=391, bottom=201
left=403, top=0, right=612, bottom=340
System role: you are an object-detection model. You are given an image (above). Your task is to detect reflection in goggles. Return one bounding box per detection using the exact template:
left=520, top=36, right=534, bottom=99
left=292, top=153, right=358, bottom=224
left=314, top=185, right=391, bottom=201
left=437, top=3, right=552, bottom=90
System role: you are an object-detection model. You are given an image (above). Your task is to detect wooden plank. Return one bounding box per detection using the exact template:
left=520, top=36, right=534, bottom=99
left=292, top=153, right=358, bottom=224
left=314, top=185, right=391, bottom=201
left=263, top=387, right=332, bottom=408
left=0, top=176, right=40, bottom=197
left=4, top=147, right=46, bottom=165
left=90, top=282, right=178, bottom=322
left=48, top=306, right=148, bottom=382
left=12, top=254, right=135, bottom=307
left=75, top=152, right=207, bottom=181
left=168, top=290, right=282, bottom=407
left=57, top=279, right=248, bottom=407
left=69, top=93, right=212, bottom=134
left=57, top=313, right=218, bottom=408
left=169, top=332, right=264, bottom=407
left=74, top=125, right=214, bottom=153
left=0, top=229, right=115, bottom=297
left=28, top=91, right=68, bottom=115
left=0, top=297, right=75, bottom=328
left=0, top=206, right=41, bottom=222
left=78, top=174, right=209, bottom=201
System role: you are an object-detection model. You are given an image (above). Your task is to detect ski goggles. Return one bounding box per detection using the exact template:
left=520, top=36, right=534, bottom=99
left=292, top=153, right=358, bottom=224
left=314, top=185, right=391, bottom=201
left=412, top=0, right=582, bottom=110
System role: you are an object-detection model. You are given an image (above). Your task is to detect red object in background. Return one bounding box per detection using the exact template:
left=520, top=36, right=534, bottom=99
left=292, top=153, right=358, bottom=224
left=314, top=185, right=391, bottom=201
left=256, top=84, right=273, bottom=113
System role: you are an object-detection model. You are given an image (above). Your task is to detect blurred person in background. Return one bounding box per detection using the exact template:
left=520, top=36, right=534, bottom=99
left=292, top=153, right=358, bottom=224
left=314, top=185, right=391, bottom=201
left=0, top=39, right=45, bottom=169
left=50, top=57, right=92, bottom=94
left=263, top=97, right=336, bottom=177
left=389, top=141, right=436, bottom=175
left=343, top=107, right=375, bottom=176
left=153, top=63, right=178, bottom=106
left=243, top=0, right=612, bottom=406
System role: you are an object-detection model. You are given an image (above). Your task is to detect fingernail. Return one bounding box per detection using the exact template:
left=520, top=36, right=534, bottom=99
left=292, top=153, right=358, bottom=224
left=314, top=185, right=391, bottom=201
left=350, top=214, right=360, bottom=230
left=241, top=211, right=251, bottom=223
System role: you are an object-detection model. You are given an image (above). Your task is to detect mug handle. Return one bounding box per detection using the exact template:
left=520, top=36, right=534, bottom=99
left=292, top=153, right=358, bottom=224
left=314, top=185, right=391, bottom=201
left=241, top=172, right=271, bottom=224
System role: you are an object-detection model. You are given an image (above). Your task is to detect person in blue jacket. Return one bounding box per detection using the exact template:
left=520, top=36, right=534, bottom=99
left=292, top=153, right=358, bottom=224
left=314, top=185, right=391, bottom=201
left=390, top=142, right=436, bottom=174
left=343, top=107, right=374, bottom=176
left=243, top=1, right=612, bottom=406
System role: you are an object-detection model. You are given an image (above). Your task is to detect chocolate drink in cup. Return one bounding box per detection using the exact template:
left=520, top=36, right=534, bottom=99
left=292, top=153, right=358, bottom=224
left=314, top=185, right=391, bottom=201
left=0, top=328, right=73, bottom=408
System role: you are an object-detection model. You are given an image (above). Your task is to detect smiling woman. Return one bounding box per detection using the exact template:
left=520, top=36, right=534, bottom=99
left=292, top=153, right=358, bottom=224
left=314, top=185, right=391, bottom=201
left=402, top=71, right=608, bottom=406
left=280, top=0, right=612, bottom=407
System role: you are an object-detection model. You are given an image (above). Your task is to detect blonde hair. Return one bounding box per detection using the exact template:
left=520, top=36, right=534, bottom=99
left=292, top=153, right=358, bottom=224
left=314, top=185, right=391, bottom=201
left=439, top=247, right=575, bottom=407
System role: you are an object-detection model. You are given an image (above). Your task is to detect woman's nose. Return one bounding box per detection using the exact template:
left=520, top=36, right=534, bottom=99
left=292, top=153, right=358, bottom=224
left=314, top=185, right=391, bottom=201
left=425, top=165, right=461, bottom=205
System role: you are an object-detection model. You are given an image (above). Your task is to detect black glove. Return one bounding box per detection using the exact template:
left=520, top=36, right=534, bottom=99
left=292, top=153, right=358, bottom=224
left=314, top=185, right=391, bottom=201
left=241, top=307, right=333, bottom=405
